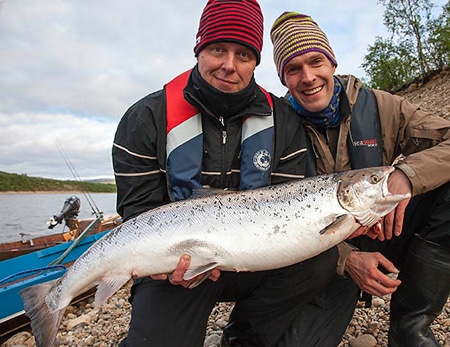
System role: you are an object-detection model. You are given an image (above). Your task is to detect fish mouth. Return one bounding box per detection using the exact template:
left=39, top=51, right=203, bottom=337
left=373, top=167, right=411, bottom=216
left=380, top=167, right=411, bottom=203
left=381, top=166, right=395, bottom=200
left=358, top=167, right=410, bottom=226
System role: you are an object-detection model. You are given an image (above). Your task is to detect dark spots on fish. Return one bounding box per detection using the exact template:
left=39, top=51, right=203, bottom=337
left=213, top=200, right=223, bottom=206
left=146, top=217, right=155, bottom=226
left=186, top=217, right=194, bottom=227
left=110, top=225, right=123, bottom=235
left=271, top=224, right=288, bottom=236
left=251, top=205, right=260, bottom=212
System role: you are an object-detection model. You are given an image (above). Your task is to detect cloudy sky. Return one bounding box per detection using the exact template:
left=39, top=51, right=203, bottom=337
left=0, top=0, right=442, bottom=180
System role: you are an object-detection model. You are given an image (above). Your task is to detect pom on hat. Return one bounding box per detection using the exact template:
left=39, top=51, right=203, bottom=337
left=270, top=12, right=337, bottom=85
left=194, top=0, right=264, bottom=65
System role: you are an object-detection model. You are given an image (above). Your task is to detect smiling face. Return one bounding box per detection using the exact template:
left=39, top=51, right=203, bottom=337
left=283, top=51, right=336, bottom=113
left=197, top=42, right=257, bottom=93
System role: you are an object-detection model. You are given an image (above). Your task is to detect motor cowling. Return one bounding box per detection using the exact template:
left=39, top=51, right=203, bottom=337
left=48, top=196, right=81, bottom=229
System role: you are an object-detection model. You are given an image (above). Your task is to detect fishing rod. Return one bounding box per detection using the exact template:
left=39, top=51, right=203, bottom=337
left=56, top=140, right=103, bottom=218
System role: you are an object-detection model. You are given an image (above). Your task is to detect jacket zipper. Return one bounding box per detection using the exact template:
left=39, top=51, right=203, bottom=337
left=218, top=116, right=228, bottom=184
left=219, top=116, right=227, bottom=144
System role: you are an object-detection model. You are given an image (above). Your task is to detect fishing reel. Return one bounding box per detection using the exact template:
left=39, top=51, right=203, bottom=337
left=47, top=196, right=81, bottom=229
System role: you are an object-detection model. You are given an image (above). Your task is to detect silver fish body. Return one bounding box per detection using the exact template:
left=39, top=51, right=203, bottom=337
left=20, top=166, right=410, bottom=347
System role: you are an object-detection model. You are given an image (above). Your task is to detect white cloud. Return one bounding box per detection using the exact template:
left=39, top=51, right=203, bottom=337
left=0, top=112, right=117, bottom=179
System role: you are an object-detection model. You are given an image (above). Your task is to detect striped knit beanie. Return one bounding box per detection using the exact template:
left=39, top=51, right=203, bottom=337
left=270, top=12, right=337, bottom=85
left=194, top=0, right=264, bottom=65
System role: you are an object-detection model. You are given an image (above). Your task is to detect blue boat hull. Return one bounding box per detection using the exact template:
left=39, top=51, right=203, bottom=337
left=0, top=230, right=109, bottom=321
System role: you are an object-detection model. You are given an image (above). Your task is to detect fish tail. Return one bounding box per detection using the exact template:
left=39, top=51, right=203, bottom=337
left=20, top=279, right=66, bottom=347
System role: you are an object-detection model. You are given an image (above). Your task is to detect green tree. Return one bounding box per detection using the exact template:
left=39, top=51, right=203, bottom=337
left=379, top=0, right=434, bottom=75
left=362, top=0, right=447, bottom=89
left=362, top=37, right=417, bottom=90
left=427, top=1, right=450, bottom=68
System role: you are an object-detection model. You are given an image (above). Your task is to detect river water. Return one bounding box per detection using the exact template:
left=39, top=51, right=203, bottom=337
left=0, top=193, right=117, bottom=243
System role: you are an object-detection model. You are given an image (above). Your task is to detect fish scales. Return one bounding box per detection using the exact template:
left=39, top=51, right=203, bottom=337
left=20, top=166, right=410, bottom=347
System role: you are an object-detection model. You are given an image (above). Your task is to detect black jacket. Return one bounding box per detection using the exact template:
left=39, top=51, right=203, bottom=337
left=113, top=70, right=316, bottom=221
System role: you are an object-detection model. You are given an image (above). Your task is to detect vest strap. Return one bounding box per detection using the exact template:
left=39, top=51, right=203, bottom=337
left=348, top=88, right=383, bottom=169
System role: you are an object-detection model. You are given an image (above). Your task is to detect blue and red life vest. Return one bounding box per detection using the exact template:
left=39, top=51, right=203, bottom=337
left=165, top=70, right=275, bottom=201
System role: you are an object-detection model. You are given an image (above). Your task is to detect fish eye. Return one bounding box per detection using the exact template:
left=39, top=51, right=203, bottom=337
left=370, top=174, right=381, bottom=184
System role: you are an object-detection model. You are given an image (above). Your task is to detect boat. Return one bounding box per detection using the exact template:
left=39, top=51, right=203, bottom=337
left=0, top=229, right=112, bottom=338
left=0, top=195, right=122, bottom=338
left=0, top=195, right=121, bottom=261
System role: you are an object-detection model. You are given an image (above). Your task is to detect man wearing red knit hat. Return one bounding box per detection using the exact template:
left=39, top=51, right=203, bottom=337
left=113, top=2, right=343, bottom=346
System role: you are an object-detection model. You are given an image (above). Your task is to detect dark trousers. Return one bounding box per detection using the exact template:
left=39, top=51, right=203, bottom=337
left=119, top=247, right=338, bottom=347
left=277, top=182, right=450, bottom=347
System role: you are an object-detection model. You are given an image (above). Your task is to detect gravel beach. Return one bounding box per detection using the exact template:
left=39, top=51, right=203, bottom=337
left=1, top=279, right=449, bottom=347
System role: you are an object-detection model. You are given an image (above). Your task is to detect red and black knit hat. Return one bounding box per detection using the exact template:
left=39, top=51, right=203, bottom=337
left=194, top=0, right=264, bottom=65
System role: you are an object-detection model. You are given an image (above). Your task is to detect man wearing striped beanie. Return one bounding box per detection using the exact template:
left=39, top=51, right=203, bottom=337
left=270, top=11, right=450, bottom=347
left=271, top=12, right=337, bottom=85
left=114, top=3, right=342, bottom=347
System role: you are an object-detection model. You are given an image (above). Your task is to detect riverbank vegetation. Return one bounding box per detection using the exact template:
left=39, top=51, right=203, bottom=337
left=0, top=171, right=116, bottom=193
left=362, top=0, right=449, bottom=91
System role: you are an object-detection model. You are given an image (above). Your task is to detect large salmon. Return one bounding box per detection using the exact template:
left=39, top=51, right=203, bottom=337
left=20, top=166, right=410, bottom=346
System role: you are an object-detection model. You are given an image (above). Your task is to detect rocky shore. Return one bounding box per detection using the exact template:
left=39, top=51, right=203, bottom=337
left=1, top=280, right=449, bottom=347
left=2, top=69, right=449, bottom=347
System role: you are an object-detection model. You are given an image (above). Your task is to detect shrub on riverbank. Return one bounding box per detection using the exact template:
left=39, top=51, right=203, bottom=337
left=0, top=171, right=116, bottom=193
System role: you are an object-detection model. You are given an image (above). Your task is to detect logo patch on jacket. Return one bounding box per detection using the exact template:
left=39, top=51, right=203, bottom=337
left=253, top=149, right=271, bottom=171
left=352, top=138, right=378, bottom=148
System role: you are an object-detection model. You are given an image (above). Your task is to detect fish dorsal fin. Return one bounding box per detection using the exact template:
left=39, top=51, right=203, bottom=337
left=191, top=188, right=236, bottom=198
left=94, top=275, right=130, bottom=307
left=319, top=214, right=355, bottom=235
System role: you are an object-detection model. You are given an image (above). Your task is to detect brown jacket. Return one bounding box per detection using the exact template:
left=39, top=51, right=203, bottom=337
left=304, top=74, right=450, bottom=196
left=302, top=75, right=450, bottom=275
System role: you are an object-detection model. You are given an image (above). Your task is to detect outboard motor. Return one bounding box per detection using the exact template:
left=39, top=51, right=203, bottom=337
left=48, top=196, right=81, bottom=230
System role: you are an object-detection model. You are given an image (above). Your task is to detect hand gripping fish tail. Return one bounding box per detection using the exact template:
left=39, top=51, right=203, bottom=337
left=20, top=166, right=410, bottom=347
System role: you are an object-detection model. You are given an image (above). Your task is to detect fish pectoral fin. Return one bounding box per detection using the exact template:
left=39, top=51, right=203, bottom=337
left=319, top=214, right=354, bottom=235
left=183, top=262, right=218, bottom=283
left=188, top=270, right=212, bottom=289
left=94, top=275, right=130, bottom=307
